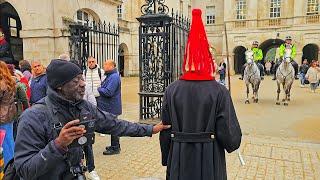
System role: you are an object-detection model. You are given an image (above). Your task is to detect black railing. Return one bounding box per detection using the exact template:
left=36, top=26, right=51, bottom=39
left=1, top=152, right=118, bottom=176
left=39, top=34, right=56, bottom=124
left=138, top=0, right=190, bottom=121
left=69, top=20, right=119, bottom=70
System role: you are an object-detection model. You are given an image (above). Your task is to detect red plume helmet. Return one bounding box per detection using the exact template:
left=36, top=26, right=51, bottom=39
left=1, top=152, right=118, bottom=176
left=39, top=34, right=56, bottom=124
left=180, top=9, right=215, bottom=81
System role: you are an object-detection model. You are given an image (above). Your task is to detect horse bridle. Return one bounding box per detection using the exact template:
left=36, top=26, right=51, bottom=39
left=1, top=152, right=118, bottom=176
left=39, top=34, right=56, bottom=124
left=278, top=63, right=293, bottom=82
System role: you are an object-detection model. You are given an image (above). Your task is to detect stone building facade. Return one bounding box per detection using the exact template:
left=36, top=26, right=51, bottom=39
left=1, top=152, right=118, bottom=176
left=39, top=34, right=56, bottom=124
left=1, top=0, right=319, bottom=75
left=193, top=0, right=320, bottom=74
left=0, top=0, right=121, bottom=66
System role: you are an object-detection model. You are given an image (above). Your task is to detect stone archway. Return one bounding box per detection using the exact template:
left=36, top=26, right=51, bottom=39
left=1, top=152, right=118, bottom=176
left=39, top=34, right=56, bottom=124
left=259, top=39, right=285, bottom=63
left=233, top=46, right=246, bottom=74
left=118, top=43, right=129, bottom=77
left=0, top=1, right=23, bottom=65
left=302, top=44, right=319, bottom=64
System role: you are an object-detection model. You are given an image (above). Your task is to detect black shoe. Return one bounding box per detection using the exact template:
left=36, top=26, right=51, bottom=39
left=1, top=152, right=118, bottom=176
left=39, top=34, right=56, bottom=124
left=295, top=76, right=299, bottom=80
left=103, top=147, right=121, bottom=155
left=239, top=77, right=243, bottom=80
left=261, top=77, right=264, bottom=80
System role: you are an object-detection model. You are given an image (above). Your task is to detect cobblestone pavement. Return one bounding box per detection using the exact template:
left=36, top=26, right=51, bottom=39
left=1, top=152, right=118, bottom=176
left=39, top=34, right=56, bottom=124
left=91, top=77, right=320, bottom=180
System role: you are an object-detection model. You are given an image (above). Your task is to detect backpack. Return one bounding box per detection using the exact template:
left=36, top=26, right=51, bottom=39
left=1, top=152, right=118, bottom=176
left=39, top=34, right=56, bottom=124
left=84, top=67, right=102, bottom=80
left=3, top=159, right=19, bottom=180
left=4, top=97, right=59, bottom=180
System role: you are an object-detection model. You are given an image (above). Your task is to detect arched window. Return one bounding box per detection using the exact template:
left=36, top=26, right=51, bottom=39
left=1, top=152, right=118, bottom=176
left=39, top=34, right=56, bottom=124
left=270, top=0, right=281, bottom=18
left=74, top=9, right=99, bottom=25
left=307, top=0, right=319, bottom=15
left=236, top=0, right=247, bottom=20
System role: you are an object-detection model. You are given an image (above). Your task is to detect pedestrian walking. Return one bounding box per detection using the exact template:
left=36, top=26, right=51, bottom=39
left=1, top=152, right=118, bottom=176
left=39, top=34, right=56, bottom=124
left=97, top=60, right=122, bottom=156
left=265, top=61, right=272, bottom=75
left=159, top=9, right=242, bottom=180
left=306, top=60, right=319, bottom=93
left=299, top=59, right=309, bottom=88
left=218, top=62, right=226, bottom=85
left=0, top=61, right=16, bottom=166
left=14, top=59, right=169, bottom=179
left=30, top=60, right=47, bottom=105
left=82, top=56, right=102, bottom=179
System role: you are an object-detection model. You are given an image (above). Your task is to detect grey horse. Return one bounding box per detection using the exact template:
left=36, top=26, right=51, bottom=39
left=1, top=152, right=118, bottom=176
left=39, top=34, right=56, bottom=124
left=243, top=49, right=261, bottom=104
left=276, top=48, right=295, bottom=106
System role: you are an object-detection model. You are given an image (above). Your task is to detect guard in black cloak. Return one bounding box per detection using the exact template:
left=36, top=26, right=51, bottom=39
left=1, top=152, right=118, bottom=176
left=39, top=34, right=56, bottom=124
left=159, top=9, right=242, bottom=180
left=0, top=27, right=14, bottom=64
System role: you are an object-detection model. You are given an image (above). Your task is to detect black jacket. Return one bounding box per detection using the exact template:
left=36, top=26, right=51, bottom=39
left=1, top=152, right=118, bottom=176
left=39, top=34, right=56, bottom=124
left=299, top=64, right=309, bottom=74
left=0, top=41, right=13, bottom=64
left=160, top=80, right=242, bottom=180
left=14, top=87, right=153, bottom=180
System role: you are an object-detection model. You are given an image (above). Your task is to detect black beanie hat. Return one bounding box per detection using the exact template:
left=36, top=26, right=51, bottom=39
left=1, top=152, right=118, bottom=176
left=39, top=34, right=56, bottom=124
left=47, top=59, right=82, bottom=89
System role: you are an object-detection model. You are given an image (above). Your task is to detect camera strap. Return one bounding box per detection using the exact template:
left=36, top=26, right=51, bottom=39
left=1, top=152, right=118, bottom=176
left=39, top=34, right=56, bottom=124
left=43, top=97, right=85, bottom=177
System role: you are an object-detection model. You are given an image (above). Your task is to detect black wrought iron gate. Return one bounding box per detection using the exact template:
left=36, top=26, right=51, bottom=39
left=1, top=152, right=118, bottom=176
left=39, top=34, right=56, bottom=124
left=138, top=0, right=190, bottom=121
left=69, top=21, right=119, bottom=70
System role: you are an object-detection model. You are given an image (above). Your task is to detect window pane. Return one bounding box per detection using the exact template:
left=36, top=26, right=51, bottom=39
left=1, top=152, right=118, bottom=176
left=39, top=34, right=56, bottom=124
left=77, top=10, right=82, bottom=20
left=84, top=12, right=88, bottom=21
left=236, top=0, right=247, bottom=20
left=10, top=27, right=17, bottom=37
left=270, top=0, right=281, bottom=18
left=206, top=6, right=215, bottom=24
left=10, top=18, right=17, bottom=27
left=307, top=0, right=319, bottom=15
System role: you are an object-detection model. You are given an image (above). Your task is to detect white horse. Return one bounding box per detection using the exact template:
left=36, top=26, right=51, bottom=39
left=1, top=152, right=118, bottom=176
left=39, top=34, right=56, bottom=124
left=243, top=49, right=261, bottom=104
left=276, top=48, right=295, bottom=106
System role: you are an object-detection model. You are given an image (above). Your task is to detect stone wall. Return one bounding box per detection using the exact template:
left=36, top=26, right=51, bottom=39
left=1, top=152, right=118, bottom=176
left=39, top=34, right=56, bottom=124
left=3, top=0, right=120, bottom=66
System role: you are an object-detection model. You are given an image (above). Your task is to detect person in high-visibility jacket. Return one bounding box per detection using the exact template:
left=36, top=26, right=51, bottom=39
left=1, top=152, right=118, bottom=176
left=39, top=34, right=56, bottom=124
left=272, top=36, right=299, bottom=80
left=240, top=41, right=264, bottom=80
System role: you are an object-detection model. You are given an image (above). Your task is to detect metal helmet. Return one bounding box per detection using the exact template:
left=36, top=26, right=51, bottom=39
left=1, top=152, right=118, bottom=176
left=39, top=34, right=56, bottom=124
left=252, top=41, right=259, bottom=45
left=285, top=36, right=292, bottom=40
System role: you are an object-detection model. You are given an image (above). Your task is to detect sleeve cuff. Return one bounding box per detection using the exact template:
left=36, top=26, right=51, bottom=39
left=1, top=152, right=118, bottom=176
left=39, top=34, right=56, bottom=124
left=53, top=139, right=68, bottom=155
left=146, top=125, right=153, bottom=137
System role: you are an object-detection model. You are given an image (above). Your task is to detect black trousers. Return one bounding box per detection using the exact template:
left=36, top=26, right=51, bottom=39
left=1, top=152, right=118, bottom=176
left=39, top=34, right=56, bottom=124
left=111, top=135, right=120, bottom=148
left=110, top=115, right=120, bottom=148
left=83, top=145, right=95, bottom=172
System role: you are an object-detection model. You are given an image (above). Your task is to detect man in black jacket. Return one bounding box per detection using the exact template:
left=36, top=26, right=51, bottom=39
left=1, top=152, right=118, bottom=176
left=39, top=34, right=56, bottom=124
left=299, top=59, right=309, bottom=87
left=14, top=59, right=169, bottom=179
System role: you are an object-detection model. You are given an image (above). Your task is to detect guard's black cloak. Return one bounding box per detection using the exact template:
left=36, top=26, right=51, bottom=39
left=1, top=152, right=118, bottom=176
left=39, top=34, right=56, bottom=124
left=160, top=80, right=242, bottom=180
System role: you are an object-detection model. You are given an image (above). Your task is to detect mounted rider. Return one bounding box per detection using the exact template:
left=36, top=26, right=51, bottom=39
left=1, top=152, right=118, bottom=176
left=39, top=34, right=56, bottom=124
left=272, top=36, right=299, bottom=80
left=240, top=41, right=264, bottom=80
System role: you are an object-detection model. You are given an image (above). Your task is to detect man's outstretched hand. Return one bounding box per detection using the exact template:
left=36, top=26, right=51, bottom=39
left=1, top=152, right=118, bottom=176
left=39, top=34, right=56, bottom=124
left=152, top=122, right=171, bottom=134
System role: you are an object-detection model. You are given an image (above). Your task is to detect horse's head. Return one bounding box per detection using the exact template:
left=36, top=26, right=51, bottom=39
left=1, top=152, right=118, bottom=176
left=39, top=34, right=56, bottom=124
left=283, top=48, right=292, bottom=63
left=245, top=50, right=254, bottom=65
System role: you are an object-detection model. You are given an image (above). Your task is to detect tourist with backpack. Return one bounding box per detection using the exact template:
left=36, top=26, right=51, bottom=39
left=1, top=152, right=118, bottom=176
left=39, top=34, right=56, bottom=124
left=84, top=56, right=102, bottom=97
left=13, top=59, right=169, bottom=179
left=83, top=56, right=102, bottom=180
left=6, top=64, right=29, bottom=139
left=0, top=61, right=16, bottom=167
